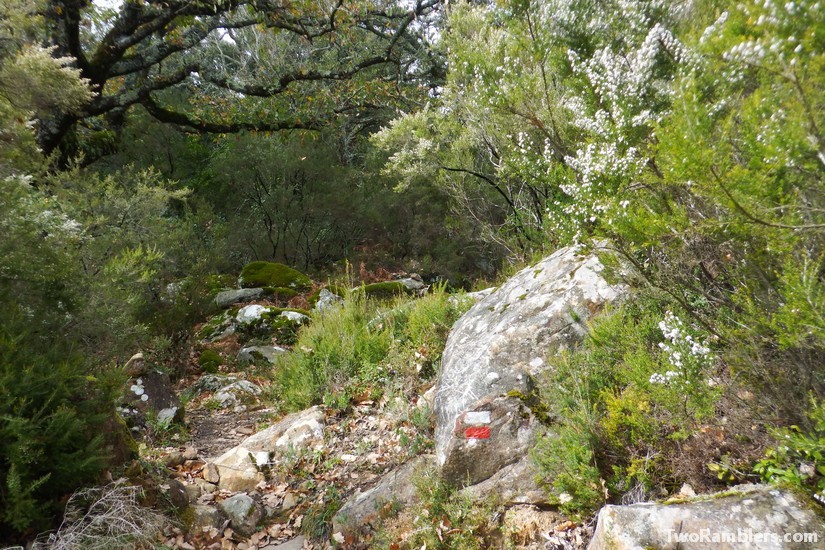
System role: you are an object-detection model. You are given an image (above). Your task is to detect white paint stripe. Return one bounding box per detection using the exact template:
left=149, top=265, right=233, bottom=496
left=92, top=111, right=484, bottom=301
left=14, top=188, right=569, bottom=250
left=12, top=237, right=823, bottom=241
left=464, top=411, right=491, bottom=424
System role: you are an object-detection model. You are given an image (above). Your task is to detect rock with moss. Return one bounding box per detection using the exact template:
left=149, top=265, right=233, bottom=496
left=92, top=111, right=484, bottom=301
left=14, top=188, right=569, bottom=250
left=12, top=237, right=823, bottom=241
left=589, top=484, right=825, bottom=549
left=238, top=345, right=287, bottom=365
left=235, top=306, right=309, bottom=345
left=214, top=287, right=266, bottom=308
left=198, top=309, right=237, bottom=341
left=238, top=261, right=311, bottom=291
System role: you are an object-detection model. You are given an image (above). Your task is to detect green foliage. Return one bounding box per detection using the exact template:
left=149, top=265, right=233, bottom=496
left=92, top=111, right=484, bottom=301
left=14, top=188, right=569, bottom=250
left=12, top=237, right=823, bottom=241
left=198, top=349, right=222, bottom=373
left=274, top=287, right=469, bottom=411
left=403, top=468, right=490, bottom=549
left=755, top=398, right=825, bottom=499
left=0, top=325, right=117, bottom=535
left=358, top=281, right=417, bottom=299
left=239, top=261, right=311, bottom=291
left=274, top=295, right=392, bottom=410
left=533, top=297, right=721, bottom=516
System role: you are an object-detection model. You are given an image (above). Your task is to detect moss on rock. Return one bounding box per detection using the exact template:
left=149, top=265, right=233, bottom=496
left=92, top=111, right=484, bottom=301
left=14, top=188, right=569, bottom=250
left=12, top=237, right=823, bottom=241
left=239, top=262, right=311, bottom=291
left=264, top=286, right=300, bottom=301
left=198, top=349, right=223, bottom=373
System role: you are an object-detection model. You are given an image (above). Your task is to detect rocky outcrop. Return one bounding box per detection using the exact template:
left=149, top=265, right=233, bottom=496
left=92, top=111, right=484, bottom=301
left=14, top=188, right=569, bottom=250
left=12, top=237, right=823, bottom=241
left=215, top=287, right=266, bottom=308
left=589, top=484, right=825, bottom=549
left=434, top=245, right=626, bottom=486
left=209, top=407, right=325, bottom=492
left=460, top=456, right=546, bottom=506
left=238, top=345, right=287, bottom=365
left=332, top=455, right=433, bottom=539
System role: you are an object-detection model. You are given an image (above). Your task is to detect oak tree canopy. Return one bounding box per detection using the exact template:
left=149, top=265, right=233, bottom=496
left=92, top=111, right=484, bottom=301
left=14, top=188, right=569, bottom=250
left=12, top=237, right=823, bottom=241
left=42, top=0, right=442, bottom=162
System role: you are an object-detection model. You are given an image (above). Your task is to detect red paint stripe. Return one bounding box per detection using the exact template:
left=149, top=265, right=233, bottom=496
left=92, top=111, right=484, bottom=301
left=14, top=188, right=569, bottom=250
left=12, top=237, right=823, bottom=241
left=465, top=427, right=491, bottom=439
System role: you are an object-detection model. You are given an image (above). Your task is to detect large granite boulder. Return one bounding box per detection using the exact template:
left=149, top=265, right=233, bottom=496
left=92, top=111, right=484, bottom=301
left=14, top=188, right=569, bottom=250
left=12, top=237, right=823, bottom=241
left=434, top=244, right=626, bottom=485
left=589, top=484, right=825, bottom=549
left=208, top=407, right=325, bottom=492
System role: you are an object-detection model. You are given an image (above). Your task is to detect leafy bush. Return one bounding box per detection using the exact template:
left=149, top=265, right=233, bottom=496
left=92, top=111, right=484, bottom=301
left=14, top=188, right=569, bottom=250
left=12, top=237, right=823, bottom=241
left=238, top=261, right=311, bottom=291
left=0, top=326, right=118, bottom=536
left=197, top=349, right=222, bottom=373
left=755, top=397, right=825, bottom=500
left=532, top=296, right=722, bottom=517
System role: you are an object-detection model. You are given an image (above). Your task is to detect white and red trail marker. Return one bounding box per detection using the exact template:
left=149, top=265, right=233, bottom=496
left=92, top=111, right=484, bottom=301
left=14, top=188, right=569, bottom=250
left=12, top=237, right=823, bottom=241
left=463, top=411, right=491, bottom=439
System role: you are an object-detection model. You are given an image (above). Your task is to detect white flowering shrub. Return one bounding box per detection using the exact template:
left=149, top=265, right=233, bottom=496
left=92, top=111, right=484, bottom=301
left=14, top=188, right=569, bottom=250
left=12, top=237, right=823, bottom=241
left=649, top=311, right=713, bottom=387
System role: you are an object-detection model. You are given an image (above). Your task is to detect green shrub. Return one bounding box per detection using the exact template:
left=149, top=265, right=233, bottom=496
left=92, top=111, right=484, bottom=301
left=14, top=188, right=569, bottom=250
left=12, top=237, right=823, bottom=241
left=755, top=397, right=825, bottom=500
left=358, top=281, right=416, bottom=300
left=403, top=468, right=490, bottom=549
left=238, top=261, right=311, bottom=291
left=198, top=349, right=222, bottom=373
left=532, top=296, right=722, bottom=516
left=274, top=286, right=470, bottom=411
left=301, top=486, right=342, bottom=541
left=274, top=295, right=391, bottom=410
left=0, top=326, right=118, bottom=536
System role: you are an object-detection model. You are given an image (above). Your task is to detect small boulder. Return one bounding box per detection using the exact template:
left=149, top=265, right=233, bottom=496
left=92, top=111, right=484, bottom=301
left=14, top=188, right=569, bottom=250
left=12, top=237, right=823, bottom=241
left=219, top=493, right=263, bottom=537
left=203, top=463, right=221, bottom=484
left=237, top=304, right=269, bottom=324
left=210, top=446, right=269, bottom=492
left=121, top=369, right=183, bottom=433
left=333, top=454, right=433, bottom=539
left=395, top=276, right=426, bottom=291
left=314, top=288, right=343, bottom=312
left=188, top=374, right=238, bottom=395
left=215, top=287, right=266, bottom=308
left=238, top=345, right=287, bottom=365
left=279, top=310, right=309, bottom=323
left=187, top=504, right=226, bottom=533
left=214, top=380, right=262, bottom=411
left=589, top=484, right=825, bottom=549
left=210, top=407, right=325, bottom=492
